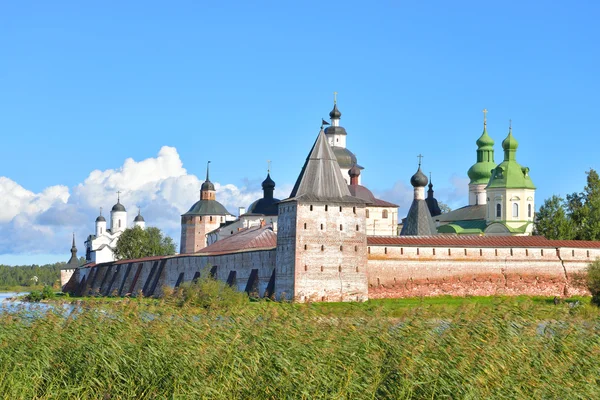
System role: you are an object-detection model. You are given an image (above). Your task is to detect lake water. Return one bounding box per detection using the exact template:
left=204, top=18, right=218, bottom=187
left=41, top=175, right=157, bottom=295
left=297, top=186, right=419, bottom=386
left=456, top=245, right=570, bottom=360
left=0, top=291, right=75, bottom=315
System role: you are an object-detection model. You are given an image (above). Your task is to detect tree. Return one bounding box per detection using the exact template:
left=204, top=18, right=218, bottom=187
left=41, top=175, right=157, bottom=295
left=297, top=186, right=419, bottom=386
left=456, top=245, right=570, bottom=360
left=534, top=169, right=600, bottom=240
left=114, top=226, right=177, bottom=260
left=533, top=195, right=574, bottom=239
left=438, top=201, right=452, bottom=214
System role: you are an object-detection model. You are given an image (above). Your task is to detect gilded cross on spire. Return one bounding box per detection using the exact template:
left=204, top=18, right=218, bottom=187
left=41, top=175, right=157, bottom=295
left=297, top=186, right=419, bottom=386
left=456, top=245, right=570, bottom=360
left=483, top=108, right=488, bottom=127
left=417, top=154, right=423, bottom=167
left=333, top=91, right=338, bottom=105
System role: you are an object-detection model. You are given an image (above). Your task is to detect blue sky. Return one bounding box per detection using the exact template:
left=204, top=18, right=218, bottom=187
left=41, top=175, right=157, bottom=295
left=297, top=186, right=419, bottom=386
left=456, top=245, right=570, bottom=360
left=1, top=1, right=599, bottom=265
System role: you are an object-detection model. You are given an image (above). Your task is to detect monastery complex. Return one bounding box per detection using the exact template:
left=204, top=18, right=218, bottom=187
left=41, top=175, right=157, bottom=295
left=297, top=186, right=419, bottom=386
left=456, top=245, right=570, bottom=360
left=62, top=101, right=600, bottom=301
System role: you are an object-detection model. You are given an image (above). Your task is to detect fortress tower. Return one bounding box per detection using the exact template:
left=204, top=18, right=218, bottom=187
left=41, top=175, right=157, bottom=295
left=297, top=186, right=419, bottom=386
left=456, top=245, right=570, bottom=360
left=180, top=162, right=233, bottom=253
left=275, top=128, right=368, bottom=302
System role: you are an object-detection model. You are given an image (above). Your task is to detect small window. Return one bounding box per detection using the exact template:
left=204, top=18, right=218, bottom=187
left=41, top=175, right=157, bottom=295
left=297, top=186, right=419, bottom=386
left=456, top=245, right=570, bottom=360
left=339, top=206, right=342, bottom=212
left=496, top=203, right=502, bottom=218
left=464, top=249, right=467, bottom=255
left=433, top=248, right=436, bottom=255
left=541, top=249, right=544, bottom=256
left=100, top=228, right=102, bottom=234
left=384, top=247, right=387, bottom=254
left=356, top=225, right=359, bottom=231
left=210, top=216, right=213, bottom=222
left=528, top=204, right=532, bottom=218
left=526, top=249, right=529, bottom=256
left=572, top=250, right=575, bottom=257
left=417, top=248, right=420, bottom=255
left=118, top=219, right=121, bottom=228
left=480, top=249, right=483, bottom=256
left=512, top=203, right=519, bottom=218
left=320, top=266, right=324, bottom=272
left=495, top=249, right=498, bottom=256
left=221, top=216, right=224, bottom=222
left=310, top=205, right=313, bottom=211
left=304, top=265, right=308, bottom=271
left=339, top=224, right=343, bottom=231
left=320, top=224, right=324, bottom=230
left=321, top=245, right=324, bottom=251
left=382, top=210, right=388, bottom=219
left=338, top=265, right=342, bottom=272
left=368, top=247, right=371, bottom=254
left=325, top=205, right=328, bottom=211
left=304, top=244, right=307, bottom=250
left=340, top=245, right=343, bottom=251
left=199, top=216, right=202, bottom=221
left=355, top=245, right=358, bottom=252
left=366, top=209, right=370, bottom=218
left=448, top=249, right=451, bottom=256
left=401, top=248, right=404, bottom=255
left=353, top=207, right=356, bottom=214
left=304, top=223, right=307, bottom=230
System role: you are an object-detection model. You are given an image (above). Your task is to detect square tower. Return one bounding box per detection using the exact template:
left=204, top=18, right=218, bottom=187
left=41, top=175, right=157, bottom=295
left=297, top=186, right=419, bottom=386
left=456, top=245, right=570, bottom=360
left=275, top=129, right=368, bottom=302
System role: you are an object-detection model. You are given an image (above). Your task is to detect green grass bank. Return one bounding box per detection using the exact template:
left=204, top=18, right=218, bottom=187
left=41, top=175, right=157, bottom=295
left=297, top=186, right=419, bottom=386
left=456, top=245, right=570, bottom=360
left=1, top=283, right=600, bottom=399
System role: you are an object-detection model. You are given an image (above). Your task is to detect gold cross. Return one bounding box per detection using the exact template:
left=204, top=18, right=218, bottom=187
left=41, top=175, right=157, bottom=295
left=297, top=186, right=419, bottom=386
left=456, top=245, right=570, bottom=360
left=334, top=91, right=338, bottom=104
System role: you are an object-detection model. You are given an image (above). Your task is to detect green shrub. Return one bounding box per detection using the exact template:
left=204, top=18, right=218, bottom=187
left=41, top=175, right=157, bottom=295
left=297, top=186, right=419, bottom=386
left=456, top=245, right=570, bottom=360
left=27, top=290, right=42, bottom=302
left=41, top=285, right=56, bottom=300
left=586, top=259, right=600, bottom=305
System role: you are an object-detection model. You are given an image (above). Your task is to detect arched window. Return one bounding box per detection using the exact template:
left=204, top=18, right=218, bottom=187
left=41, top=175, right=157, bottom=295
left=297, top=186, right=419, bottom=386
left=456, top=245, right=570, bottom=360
left=382, top=210, right=388, bottom=219
left=304, top=223, right=307, bottom=229
left=365, top=209, right=370, bottom=218
left=496, top=203, right=502, bottom=218
left=325, top=205, right=328, bottom=211
left=512, top=203, right=519, bottom=218
left=100, top=227, right=102, bottom=234
left=320, top=224, right=323, bottom=230
left=339, top=224, right=343, bottom=231
left=528, top=204, right=532, bottom=218
left=118, top=219, right=121, bottom=228
left=210, top=216, right=213, bottom=222
left=310, top=205, right=313, bottom=211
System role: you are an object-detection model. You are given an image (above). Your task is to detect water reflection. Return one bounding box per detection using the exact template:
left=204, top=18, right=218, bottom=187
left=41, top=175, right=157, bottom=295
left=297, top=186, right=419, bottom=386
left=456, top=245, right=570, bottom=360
left=1, top=291, right=76, bottom=316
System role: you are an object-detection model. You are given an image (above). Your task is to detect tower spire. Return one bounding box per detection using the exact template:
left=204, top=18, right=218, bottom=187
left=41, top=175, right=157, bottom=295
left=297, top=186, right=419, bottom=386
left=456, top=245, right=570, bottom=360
left=72, top=232, right=76, bottom=249
left=116, top=191, right=121, bottom=203
left=206, top=161, right=211, bottom=182
left=483, top=108, right=488, bottom=129
left=333, top=91, right=338, bottom=105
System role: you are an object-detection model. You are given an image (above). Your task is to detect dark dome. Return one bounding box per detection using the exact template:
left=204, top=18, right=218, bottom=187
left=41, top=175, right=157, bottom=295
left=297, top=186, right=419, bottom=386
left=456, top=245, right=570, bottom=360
left=95, top=215, right=106, bottom=222
left=349, top=164, right=361, bottom=178
left=347, top=184, right=376, bottom=204
left=331, top=147, right=362, bottom=169
left=134, top=213, right=145, bottom=222
left=410, top=167, right=428, bottom=187
left=262, top=173, right=275, bottom=190
left=329, top=104, right=342, bottom=119
left=112, top=202, right=126, bottom=212
left=201, top=180, right=215, bottom=191
left=247, top=197, right=281, bottom=216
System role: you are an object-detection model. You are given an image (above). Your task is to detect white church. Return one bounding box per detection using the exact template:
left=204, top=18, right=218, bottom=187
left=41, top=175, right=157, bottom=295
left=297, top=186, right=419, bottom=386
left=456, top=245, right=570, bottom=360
left=84, top=193, right=146, bottom=263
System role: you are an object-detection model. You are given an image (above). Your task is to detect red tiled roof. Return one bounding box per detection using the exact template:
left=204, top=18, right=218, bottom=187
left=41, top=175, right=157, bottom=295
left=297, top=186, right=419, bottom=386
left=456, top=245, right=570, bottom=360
left=372, top=198, right=399, bottom=207
left=197, top=224, right=277, bottom=255
left=367, top=235, right=600, bottom=248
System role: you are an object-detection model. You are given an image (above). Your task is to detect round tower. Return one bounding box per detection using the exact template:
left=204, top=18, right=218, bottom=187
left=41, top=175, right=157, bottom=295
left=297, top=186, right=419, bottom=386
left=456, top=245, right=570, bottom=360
left=467, top=109, right=496, bottom=205
left=95, top=208, right=107, bottom=236
left=110, top=192, right=127, bottom=233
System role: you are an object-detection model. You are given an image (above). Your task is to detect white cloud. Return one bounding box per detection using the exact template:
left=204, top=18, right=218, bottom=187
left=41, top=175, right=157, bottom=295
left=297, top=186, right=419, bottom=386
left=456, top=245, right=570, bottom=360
left=0, top=146, right=281, bottom=261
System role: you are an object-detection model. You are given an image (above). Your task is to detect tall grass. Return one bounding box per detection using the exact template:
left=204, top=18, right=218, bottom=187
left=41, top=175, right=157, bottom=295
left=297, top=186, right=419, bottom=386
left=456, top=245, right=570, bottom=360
left=1, top=280, right=599, bottom=399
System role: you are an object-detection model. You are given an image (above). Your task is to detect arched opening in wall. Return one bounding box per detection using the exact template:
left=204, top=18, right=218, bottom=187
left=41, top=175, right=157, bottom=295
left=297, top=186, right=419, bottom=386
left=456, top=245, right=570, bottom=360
left=366, top=209, right=370, bottom=218
left=244, top=269, right=260, bottom=298
left=210, top=265, right=218, bottom=278
left=310, top=205, right=313, bottom=211
left=528, top=204, right=532, bottom=218
left=512, top=203, right=519, bottom=218
left=340, top=224, right=343, bottom=231
left=192, top=271, right=201, bottom=284
left=382, top=210, right=388, bottom=219
left=174, top=272, right=185, bottom=289
left=226, top=271, right=237, bottom=287
left=264, top=268, right=276, bottom=299
left=496, top=203, right=502, bottom=218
